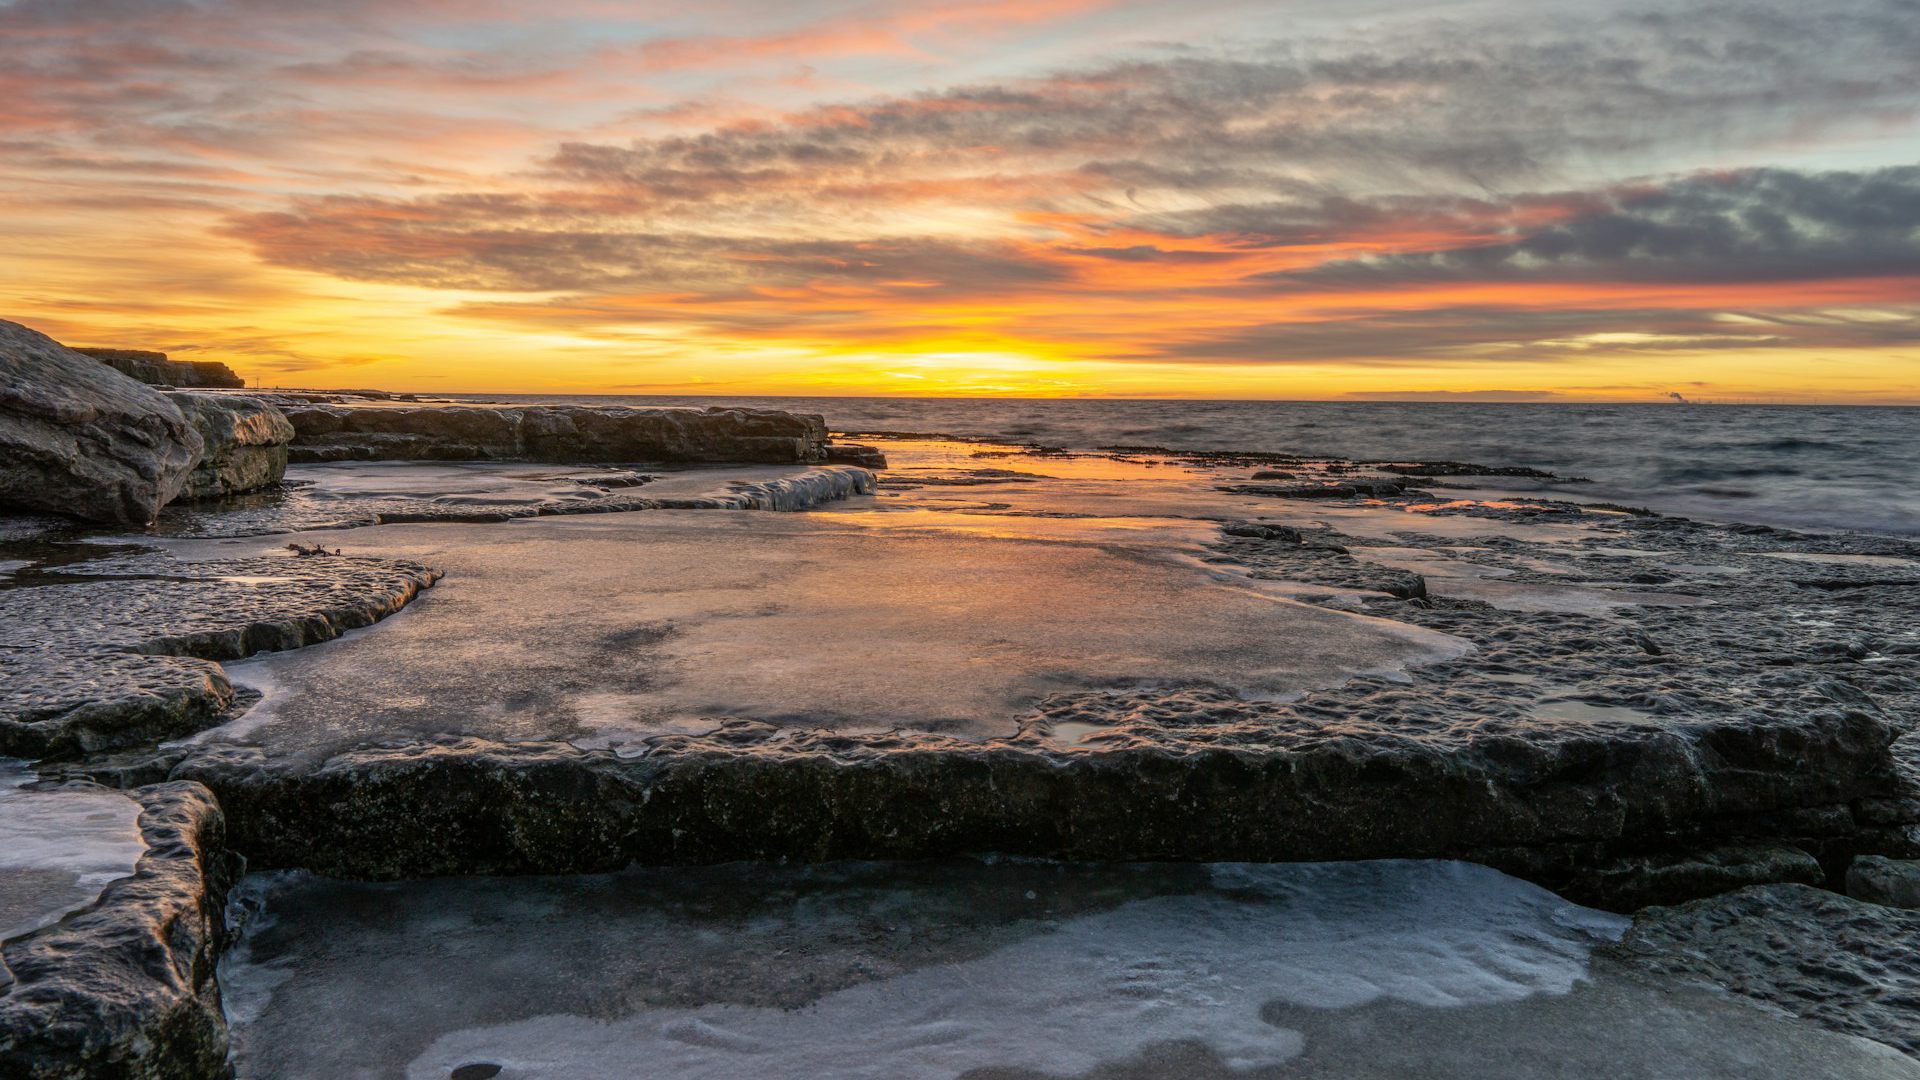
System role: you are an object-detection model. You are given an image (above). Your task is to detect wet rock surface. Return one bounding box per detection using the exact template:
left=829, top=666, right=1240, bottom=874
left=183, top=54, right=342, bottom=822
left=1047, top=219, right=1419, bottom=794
left=1613, top=883, right=1920, bottom=1057
left=6, top=429, right=1920, bottom=1074
left=150, top=461, right=876, bottom=537
left=144, top=692, right=1888, bottom=908
left=0, top=781, right=237, bottom=1080
left=41, top=439, right=1920, bottom=909
left=285, top=403, right=830, bottom=465
left=0, top=320, right=203, bottom=525
left=0, top=548, right=439, bottom=758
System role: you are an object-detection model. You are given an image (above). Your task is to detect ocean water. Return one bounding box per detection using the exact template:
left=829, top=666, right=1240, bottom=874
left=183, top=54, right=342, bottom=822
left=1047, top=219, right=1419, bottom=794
left=458, top=396, right=1920, bottom=537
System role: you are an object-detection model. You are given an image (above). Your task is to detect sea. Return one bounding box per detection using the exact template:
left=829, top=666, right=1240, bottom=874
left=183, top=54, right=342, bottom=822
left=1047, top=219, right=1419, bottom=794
left=453, top=396, right=1920, bottom=537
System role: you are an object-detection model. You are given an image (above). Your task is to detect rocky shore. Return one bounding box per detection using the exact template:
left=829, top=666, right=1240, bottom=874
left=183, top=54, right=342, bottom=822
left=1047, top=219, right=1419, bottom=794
left=3, top=333, right=1919, bottom=1074
left=0, top=319, right=876, bottom=527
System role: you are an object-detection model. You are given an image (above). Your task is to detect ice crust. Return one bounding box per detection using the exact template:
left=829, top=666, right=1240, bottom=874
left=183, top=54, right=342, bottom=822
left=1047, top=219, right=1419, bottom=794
left=0, top=760, right=145, bottom=942
left=218, top=861, right=1628, bottom=1080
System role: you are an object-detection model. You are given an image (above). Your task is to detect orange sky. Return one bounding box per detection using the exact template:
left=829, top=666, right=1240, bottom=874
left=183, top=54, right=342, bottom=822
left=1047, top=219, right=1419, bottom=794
left=3, top=0, right=1916, bottom=402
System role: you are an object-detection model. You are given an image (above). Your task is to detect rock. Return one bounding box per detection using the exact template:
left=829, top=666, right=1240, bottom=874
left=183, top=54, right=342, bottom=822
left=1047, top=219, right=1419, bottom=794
left=0, top=782, right=239, bottom=1080
left=1612, top=883, right=1920, bottom=1057
left=284, top=404, right=829, bottom=465
left=1218, top=477, right=1412, bottom=499
left=1219, top=521, right=1303, bottom=543
left=660, top=468, right=876, bottom=512
left=169, top=392, right=295, bottom=500
left=1555, top=843, right=1824, bottom=911
left=0, top=551, right=440, bottom=758
left=161, top=690, right=1897, bottom=897
left=1249, top=469, right=1296, bottom=480
left=1372, top=461, right=1573, bottom=480
left=71, top=347, right=244, bottom=389
left=1848, top=855, right=1920, bottom=908
left=825, top=443, right=888, bottom=469
left=0, top=320, right=203, bottom=525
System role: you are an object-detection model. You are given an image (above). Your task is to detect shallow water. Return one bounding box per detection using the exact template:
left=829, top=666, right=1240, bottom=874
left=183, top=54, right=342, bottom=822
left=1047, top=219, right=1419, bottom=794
left=462, top=396, right=1920, bottom=536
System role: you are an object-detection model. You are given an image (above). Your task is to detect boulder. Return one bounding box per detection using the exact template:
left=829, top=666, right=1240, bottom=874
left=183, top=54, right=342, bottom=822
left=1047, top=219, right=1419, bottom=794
left=168, top=392, right=295, bottom=500
left=1847, top=855, right=1920, bottom=908
left=72, top=347, right=244, bottom=389
left=0, top=320, right=202, bottom=525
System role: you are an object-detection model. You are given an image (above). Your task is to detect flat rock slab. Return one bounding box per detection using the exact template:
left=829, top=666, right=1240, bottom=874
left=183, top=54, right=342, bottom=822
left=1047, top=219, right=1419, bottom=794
left=81, top=441, right=1913, bottom=906
left=154, top=461, right=876, bottom=536
left=216, top=860, right=1917, bottom=1080
left=0, top=549, right=440, bottom=757
left=1613, top=883, right=1920, bottom=1058
left=285, top=403, right=829, bottom=465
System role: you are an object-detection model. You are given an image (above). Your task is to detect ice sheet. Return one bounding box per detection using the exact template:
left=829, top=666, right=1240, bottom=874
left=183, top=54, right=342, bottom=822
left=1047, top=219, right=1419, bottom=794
left=218, top=859, right=1915, bottom=1080
left=0, top=761, right=145, bottom=943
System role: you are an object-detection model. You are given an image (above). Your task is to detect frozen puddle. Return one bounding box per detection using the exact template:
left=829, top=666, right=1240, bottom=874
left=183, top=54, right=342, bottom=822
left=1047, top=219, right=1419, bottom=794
left=219, top=860, right=1915, bottom=1080
left=0, top=760, right=145, bottom=944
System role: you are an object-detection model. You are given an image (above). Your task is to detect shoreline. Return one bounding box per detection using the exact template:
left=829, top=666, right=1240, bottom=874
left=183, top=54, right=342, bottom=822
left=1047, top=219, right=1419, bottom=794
left=4, top=397, right=1920, bottom=1075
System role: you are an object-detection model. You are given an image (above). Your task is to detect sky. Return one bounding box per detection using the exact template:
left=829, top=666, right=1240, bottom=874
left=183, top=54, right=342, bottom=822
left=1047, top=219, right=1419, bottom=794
left=2, top=0, right=1917, bottom=401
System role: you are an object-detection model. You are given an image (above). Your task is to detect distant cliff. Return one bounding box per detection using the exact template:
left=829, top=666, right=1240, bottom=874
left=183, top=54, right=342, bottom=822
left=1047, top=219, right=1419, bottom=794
left=73, top=346, right=244, bottom=389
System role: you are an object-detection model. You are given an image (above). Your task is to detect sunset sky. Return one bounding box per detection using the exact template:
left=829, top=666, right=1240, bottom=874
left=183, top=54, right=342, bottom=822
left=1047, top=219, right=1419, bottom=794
left=3, top=0, right=1917, bottom=400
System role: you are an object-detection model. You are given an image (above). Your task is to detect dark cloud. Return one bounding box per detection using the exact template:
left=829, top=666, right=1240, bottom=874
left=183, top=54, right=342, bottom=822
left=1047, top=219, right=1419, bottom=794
left=534, top=1, right=1920, bottom=207
left=1262, top=167, right=1920, bottom=288
left=1136, top=302, right=1920, bottom=364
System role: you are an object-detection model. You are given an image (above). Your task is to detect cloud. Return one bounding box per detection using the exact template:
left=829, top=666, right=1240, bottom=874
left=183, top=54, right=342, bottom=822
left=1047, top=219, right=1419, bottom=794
left=1261, top=167, right=1920, bottom=288
left=225, top=193, right=1068, bottom=294
left=533, top=0, right=1920, bottom=209
left=7, top=0, right=1920, bottom=385
left=1137, top=300, right=1920, bottom=364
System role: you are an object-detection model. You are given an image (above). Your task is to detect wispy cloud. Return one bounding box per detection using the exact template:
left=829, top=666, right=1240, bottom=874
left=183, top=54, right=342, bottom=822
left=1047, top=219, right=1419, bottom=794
left=3, top=0, right=1918, bottom=395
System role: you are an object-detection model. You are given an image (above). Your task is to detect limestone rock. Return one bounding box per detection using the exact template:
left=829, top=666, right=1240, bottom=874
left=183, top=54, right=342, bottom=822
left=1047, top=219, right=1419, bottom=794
left=1612, top=883, right=1920, bottom=1057
left=825, top=443, right=888, bottom=468
left=168, top=392, right=294, bottom=500
left=167, top=693, right=1896, bottom=901
left=0, top=782, right=239, bottom=1080
left=1848, top=855, right=1920, bottom=908
left=284, top=404, right=829, bottom=465
left=0, top=552, right=440, bottom=758
left=72, top=347, right=244, bottom=389
left=1559, top=843, right=1824, bottom=911
left=0, top=320, right=203, bottom=525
